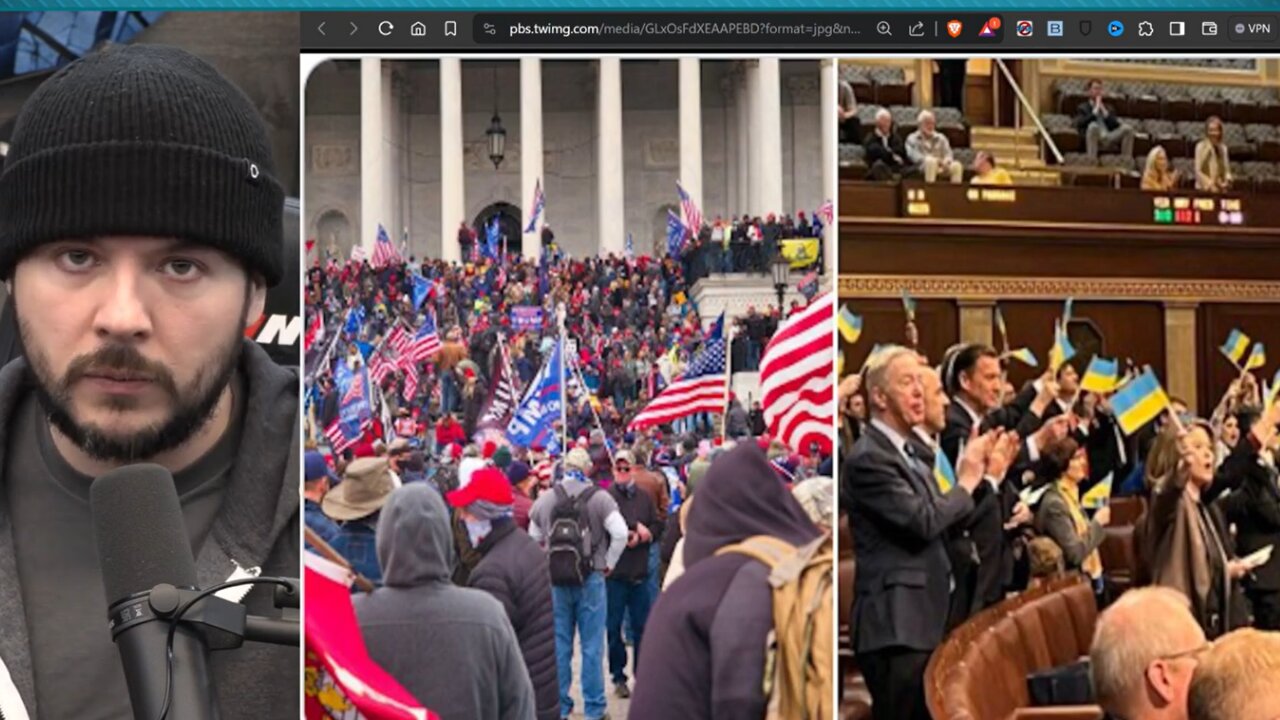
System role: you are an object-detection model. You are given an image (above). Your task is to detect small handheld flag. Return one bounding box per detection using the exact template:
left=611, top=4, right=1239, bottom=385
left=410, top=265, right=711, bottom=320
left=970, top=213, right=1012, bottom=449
left=666, top=209, right=688, bottom=257
left=1110, top=369, right=1171, bottom=435
left=524, top=179, right=546, bottom=234
left=1220, top=329, right=1252, bottom=367
left=1081, top=472, right=1114, bottom=510
left=1049, top=320, right=1077, bottom=373
left=1245, top=343, right=1267, bottom=372
left=1063, top=297, right=1075, bottom=325
left=838, top=305, right=863, bottom=344
left=1080, top=356, right=1120, bottom=394
left=1006, top=348, right=1039, bottom=368
left=994, top=306, right=1009, bottom=351
left=901, top=289, right=917, bottom=322
left=934, top=449, right=957, bottom=494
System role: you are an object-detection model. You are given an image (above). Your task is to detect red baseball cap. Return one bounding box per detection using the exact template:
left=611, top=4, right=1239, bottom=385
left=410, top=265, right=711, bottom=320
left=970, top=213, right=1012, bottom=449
left=446, top=468, right=514, bottom=508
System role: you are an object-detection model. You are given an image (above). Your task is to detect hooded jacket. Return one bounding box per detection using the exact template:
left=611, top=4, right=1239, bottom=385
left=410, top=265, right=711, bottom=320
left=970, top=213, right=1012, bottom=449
left=630, top=444, right=819, bottom=719
left=0, top=340, right=299, bottom=719
left=353, top=484, right=535, bottom=720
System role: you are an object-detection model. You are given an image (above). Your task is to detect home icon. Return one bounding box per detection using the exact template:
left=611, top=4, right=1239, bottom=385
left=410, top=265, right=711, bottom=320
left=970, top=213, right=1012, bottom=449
left=410, top=21, right=426, bottom=37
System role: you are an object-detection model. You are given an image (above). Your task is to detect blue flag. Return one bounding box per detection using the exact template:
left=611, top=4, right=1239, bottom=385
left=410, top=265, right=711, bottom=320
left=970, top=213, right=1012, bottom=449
left=334, top=358, right=354, bottom=397
left=335, top=364, right=373, bottom=444
left=666, top=209, right=688, bottom=257
left=343, top=305, right=366, bottom=337
left=626, top=232, right=634, bottom=259
left=707, top=311, right=725, bottom=342
left=485, top=217, right=501, bottom=261
left=507, top=339, right=564, bottom=453
left=412, top=275, right=431, bottom=311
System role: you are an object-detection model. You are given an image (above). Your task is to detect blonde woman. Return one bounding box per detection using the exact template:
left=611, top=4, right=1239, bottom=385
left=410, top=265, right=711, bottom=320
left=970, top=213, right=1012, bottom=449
left=1195, top=116, right=1233, bottom=192
left=1141, top=146, right=1180, bottom=191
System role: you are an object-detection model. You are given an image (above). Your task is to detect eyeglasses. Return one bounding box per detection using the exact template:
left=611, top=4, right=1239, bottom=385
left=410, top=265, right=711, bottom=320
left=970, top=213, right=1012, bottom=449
left=614, top=464, right=631, bottom=472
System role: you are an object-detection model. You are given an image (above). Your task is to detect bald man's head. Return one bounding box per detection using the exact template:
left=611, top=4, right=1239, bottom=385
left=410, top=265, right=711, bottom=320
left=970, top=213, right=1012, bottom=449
left=1091, top=588, right=1206, bottom=720
left=1188, top=629, right=1280, bottom=720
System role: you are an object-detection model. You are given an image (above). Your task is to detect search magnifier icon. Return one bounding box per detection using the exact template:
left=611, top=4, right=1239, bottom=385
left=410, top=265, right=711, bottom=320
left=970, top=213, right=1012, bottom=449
left=877, top=21, right=892, bottom=35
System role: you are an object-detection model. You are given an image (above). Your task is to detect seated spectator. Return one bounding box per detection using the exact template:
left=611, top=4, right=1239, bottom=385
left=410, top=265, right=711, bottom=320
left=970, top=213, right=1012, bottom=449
left=1090, top=587, right=1208, bottom=720
left=906, top=109, right=963, bottom=184
left=1033, top=436, right=1111, bottom=585
left=1075, top=78, right=1135, bottom=159
left=839, top=78, right=860, bottom=143
left=1142, top=146, right=1181, bottom=191
left=1195, top=116, right=1234, bottom=193
left=863, top=107, right=914, bottom=181
left=970, top=150, right=1013, bottom=186
left=1188, top=628, right=1280, bottom=720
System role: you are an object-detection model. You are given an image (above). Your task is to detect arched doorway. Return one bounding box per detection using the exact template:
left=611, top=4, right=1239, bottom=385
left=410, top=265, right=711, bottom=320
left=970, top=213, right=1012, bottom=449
left=472, top=202, right=522, bottom=258
left=652, top=203, right=680, bottom=257
left=314, top=208, right=353, bottom=259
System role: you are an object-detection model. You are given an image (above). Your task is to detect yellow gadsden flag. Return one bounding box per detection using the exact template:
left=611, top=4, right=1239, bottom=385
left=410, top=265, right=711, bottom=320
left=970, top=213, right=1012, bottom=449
left=779, top=238, right=820, bottom=269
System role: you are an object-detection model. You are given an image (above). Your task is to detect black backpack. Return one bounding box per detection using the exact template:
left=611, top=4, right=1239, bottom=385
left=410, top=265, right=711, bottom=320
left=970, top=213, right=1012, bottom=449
left=547, top=485, right=599, bottom=586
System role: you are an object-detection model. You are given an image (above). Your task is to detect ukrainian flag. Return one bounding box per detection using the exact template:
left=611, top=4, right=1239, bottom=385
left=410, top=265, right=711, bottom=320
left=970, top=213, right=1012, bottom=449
left=1007, top=347, right=1039, bottom=368
left=994, top=306, right=1009, bottom=346
left=901, top=289, right=917, bottom=322
left=934, top=449, right=957, bottom=494
left=1081, top=472, right=1114, bottom=510
left=1246, top=343, right=1266, bottom=371
left=1110, top=369, right=1171, bottom=435
left=1063, top=297, right=1075, bottom=324
left=1220, top=329, right=1252, bottom=367
left=838, top=305, right=863, bottom=344
left=1049, top=320, right=1077, bottom=372
left=1081, top=356, right=1120, bottom=393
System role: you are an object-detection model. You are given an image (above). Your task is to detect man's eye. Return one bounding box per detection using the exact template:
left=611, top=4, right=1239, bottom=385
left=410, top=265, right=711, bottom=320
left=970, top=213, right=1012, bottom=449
left=162, top=259, right=202, bottom=278
left=58, top=250, right=96, bottom=270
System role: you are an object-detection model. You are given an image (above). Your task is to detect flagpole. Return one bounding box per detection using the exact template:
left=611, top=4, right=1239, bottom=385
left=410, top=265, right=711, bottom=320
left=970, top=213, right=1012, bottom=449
left=721, top=321, right=734, bottom=440
left=569, top=353, right=616, bottom=465
left=558, top=302, right=568, bottom=455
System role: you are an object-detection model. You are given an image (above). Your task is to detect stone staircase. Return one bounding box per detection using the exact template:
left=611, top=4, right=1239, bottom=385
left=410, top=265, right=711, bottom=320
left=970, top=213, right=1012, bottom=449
left=969, top=125, right=1062, bottom=186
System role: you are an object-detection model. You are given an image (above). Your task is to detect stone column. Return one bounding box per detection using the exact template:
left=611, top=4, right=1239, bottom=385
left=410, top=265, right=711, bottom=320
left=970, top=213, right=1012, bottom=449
left=744, top=61, right=760, bottom=215
left=756, top=58, right=784, bottom=219
left=359, top=58, right=384, bottom=258
left=958, top=299, right=996, bottom=347
left=597, top=58, right=626, bottom=256
left=820, top=59, right=837, bottom=276
left=721, top=77, right=737, bottom=214
left=678, top=58, right=704, bottom=228
left=734, top=66, right=750, bottom=219
left=520, top=58, right=544, bottom=260
left=439, top=59, right=465, bottom=264
left=1164, top=302, right=1200, bottom=413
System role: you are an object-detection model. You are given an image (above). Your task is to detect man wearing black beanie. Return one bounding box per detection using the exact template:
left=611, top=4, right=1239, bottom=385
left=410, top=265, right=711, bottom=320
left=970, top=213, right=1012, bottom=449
left=0, top=44, right=297, bottom=719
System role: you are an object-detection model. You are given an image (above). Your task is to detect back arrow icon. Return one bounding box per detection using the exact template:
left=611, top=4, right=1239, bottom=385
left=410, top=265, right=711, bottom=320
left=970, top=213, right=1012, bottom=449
left=317, top=21, right=326, bottom=35
left=349, top=21, right=358, bottom=36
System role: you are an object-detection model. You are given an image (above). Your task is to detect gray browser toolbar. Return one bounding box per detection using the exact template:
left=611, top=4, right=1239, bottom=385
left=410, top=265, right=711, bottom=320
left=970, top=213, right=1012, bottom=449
left=301, top=12, right=1278, bottom=52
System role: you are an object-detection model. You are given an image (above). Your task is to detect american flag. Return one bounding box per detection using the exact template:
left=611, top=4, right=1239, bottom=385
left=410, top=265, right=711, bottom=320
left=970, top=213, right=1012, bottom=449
left=760, top=292, right=835, bottom=455
left=384, top=325, right=411, bottom=357
left=628, top=335, right=727, bottom=430
left=410, top=313, right=442, bottom=363
left=524, top=179, right=546, bottom=234
left=677, top=180, right=702, bottom=235
left=324, top=371, right=372, bottom=454
left=371, top=224, right=402, bottom=269
left=369, top=351, right=397, bottom=387
left=350, top=243, right=367, bottom=264
left=817, top=198, right=834, bottom=227
left=400, top=360, right=419, bottom=401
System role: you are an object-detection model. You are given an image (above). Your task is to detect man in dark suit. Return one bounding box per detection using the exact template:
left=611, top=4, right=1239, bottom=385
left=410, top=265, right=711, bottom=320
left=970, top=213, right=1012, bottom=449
left=1217, top=403, right=1280, bottom=630
left=844, top=346, right=1011, bottom=720
left=940, top=344, right=1069, bottom=615
left=1074, top=77, right=1135, bottom=159
left=863, top=108, right=914, bottom=181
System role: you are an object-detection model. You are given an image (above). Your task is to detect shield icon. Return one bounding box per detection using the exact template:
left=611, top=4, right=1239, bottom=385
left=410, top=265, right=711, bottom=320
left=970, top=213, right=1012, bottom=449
left=947, top=20, right=963, bottom=37
left=1080, top=20, right=1093, bottom=35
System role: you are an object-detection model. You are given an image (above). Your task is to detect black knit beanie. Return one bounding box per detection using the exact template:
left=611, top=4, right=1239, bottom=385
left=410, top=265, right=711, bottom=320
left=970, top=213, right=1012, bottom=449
left=0, top=44, right=284, bottom=285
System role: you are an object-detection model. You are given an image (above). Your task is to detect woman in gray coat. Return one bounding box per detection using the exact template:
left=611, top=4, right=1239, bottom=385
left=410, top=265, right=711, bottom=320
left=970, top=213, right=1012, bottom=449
left=1034, top=437, right=1112, bottom=585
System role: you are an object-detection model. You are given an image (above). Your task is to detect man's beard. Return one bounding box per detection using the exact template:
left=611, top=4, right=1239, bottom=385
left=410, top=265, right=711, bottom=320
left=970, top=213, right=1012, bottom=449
left=18, top=307, right=244, bottom=464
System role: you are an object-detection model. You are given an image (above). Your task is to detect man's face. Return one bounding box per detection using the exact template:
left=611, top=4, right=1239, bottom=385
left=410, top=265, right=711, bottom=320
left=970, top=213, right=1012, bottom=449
left=873, top=354, right=925, bottom=427
left=14, top=237, right=264, bottom=463
left=877, top=113, right=892, bottom=134
left=920, top=115, right=936, bottom=135
left=918, top=364, right=950, bottom=434
left=1059, top=365, right=1080, bottom=395
left=961, top=355, right=1003, bottom=412
left=1089, top=81, right=1104, bottom=101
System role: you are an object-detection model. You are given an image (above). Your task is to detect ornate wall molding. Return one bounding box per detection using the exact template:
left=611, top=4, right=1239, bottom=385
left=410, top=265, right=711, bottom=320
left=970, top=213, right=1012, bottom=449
left=838, top=274, right=1280, bottom=303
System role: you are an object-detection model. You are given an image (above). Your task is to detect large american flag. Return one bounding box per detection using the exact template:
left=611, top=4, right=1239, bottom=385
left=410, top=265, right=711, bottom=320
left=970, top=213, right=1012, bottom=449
left=384, top=325, right=411, bottom=357
left=628, top=334, right=727, bottom=430
left=761, top=292, right=835, bottom=455
left=369, top=351, right=397, bottom=387
left=324, top=371, right=372, bottom=454
left=371, top=224, right=402, bottom=269
left=677, top=180, right=702, bottom=235
left=410, top=313, right=442, bottom=363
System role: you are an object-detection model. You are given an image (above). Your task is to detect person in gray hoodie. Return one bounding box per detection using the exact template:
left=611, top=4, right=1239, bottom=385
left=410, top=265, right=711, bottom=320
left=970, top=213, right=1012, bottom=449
left=354, top=483, right=536, bottom=720
left=0, top=45, right=298, bottom=719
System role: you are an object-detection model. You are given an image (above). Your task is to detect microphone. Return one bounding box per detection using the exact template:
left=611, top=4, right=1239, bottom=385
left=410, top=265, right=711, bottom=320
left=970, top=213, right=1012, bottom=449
left=90, top=463, right=219, bottom=720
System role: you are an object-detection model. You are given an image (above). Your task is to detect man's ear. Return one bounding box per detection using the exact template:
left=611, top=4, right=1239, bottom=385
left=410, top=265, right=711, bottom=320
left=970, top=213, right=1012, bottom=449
left=244, top=275, right=269, bottom=330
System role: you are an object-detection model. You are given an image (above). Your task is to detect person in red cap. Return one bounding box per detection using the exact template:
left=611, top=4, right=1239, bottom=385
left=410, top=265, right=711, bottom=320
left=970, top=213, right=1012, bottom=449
left=447, top=469, right=560, bottom=720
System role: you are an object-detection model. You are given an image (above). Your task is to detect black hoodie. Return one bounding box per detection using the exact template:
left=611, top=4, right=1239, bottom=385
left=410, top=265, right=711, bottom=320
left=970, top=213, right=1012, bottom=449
left=630, top=444, right=819, bottom=719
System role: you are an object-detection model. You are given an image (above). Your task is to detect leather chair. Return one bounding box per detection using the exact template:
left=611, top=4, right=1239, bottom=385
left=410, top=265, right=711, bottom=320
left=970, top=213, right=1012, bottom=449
left=925, top=575, right=1105, bottom=720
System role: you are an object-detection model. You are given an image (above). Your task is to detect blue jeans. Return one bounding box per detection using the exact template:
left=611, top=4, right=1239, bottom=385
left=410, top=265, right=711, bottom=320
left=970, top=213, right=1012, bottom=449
left=441, top=372, right=459, bottom=414
left=606, top=577, right=652, bottom=685
left=553, top=572, right=607, bottom=719
left=646, top=543, right=661, bottom=606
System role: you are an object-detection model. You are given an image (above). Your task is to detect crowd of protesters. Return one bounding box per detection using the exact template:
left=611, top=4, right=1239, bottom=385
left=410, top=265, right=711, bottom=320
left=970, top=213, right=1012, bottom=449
left=303, top=243, right=835, bottom=720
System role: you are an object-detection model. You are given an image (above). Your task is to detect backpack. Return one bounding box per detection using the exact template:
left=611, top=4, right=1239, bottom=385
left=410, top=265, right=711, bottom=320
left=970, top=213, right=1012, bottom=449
left=547, top=485, right=600, bottom=586
left=715, top=533, right=833, bottom=720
